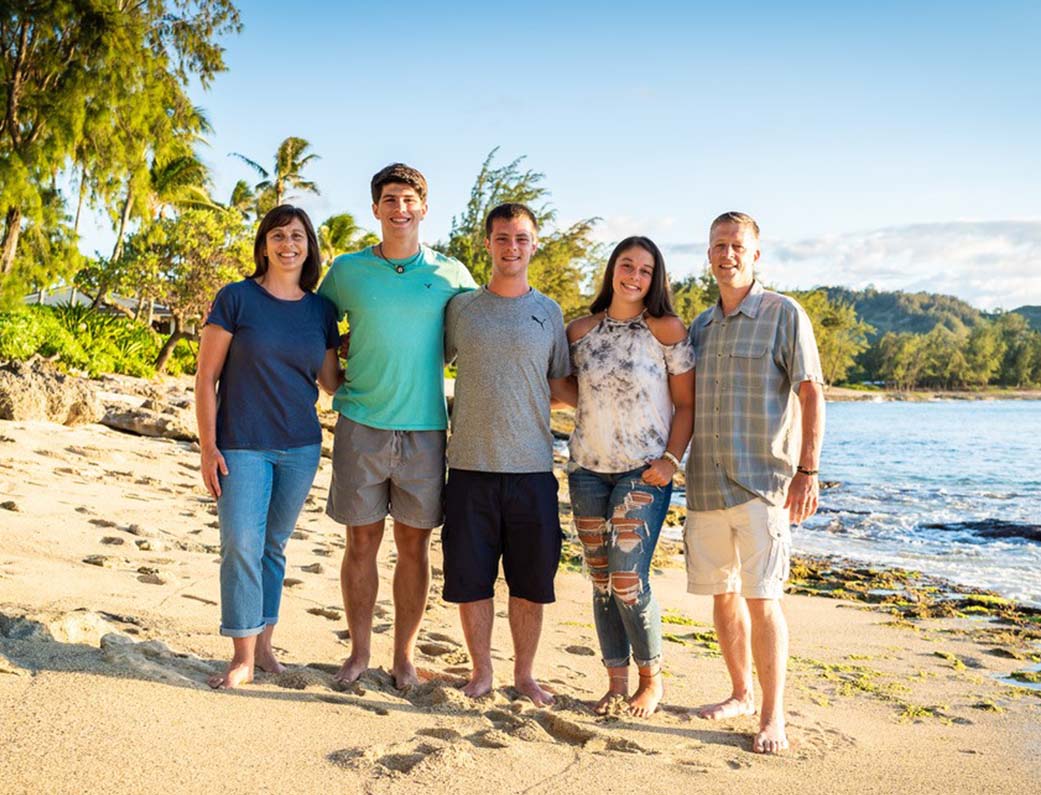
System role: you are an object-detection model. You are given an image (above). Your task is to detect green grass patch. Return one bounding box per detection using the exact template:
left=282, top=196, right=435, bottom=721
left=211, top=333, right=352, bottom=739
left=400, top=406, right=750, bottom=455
left=971, top=700, right=1004, bottom=713
left=661, top=611, right=699, bottom=627
left=932, top=651, right=967, bottom=670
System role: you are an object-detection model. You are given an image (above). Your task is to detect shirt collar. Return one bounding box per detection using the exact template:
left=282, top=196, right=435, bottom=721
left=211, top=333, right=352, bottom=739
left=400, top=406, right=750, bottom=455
left=707, top=280, right=765, bottom=324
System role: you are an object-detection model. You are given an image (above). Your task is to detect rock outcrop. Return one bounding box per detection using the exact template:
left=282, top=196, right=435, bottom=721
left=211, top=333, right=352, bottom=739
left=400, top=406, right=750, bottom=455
left=0, top=357, right=103, bottom=425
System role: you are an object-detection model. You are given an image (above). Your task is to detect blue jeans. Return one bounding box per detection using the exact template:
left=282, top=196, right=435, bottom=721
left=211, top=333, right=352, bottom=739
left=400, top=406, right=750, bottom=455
left=216, top=445, right=321, bottom=638
left=568, top=464, right=672, bottom=668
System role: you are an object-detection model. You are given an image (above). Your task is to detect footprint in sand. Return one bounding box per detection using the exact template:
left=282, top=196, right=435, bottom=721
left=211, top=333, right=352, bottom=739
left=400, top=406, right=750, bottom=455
left=418, top=642, right=456, bottom=657
left=329, top=733, right=474, bottom=778
left=307, top=607, right=342, bottom=621
left=785, top=720, right=857, bottom=759
left=100, top=536, right=125, bottom=546
left=564, top=645, right=596, bottom=656
left=300, top=562, right=324, bottom=574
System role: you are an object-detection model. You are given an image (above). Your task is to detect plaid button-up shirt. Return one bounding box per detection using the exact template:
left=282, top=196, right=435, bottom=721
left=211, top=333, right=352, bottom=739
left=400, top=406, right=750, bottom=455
left=685, top=281, right=824, bottom=511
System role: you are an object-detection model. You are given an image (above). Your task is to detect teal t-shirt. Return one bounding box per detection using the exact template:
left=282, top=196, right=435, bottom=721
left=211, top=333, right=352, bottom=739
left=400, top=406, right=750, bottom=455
left=318, top=245, right=476, bottom=430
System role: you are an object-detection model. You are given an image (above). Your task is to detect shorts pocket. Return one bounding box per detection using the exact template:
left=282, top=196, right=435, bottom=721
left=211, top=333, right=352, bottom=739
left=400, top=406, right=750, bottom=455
left=763, top=511, right=792, bottom=583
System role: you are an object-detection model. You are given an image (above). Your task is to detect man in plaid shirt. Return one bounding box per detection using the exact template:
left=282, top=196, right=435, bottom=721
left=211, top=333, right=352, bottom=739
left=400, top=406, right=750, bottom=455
left=684, top=211, right=825, bottom=754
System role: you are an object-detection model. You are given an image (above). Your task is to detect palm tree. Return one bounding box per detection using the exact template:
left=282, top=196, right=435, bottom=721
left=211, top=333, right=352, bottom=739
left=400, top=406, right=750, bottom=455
left=231, top=136, right=320, bottom=213
left=318, top=213, right=379, bottom=267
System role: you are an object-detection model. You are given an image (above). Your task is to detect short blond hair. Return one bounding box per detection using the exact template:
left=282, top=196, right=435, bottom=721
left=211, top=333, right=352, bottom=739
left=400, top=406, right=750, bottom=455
left=710, top=211, right=760, bottom=239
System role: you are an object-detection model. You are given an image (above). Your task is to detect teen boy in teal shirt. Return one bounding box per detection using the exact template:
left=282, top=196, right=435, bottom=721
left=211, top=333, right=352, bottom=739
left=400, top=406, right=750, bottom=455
left=318, top=163, right=476, bottom=688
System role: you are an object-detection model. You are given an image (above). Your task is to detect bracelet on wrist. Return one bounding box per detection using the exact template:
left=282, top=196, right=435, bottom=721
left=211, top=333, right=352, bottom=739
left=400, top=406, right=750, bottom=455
left=661, top=451, right=682, bottom=471
left=796, top=466, right=818, bottom=476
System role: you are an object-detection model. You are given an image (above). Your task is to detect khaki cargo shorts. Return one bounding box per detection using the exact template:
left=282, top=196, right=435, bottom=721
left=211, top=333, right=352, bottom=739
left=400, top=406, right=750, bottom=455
left=326, top=414, right=446, bottom=529
left=683, top=498, right=791, bottom=599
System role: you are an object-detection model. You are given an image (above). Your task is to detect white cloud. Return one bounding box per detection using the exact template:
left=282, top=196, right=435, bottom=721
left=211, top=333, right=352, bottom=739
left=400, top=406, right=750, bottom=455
left=763, top=221, right=1041, bottom=310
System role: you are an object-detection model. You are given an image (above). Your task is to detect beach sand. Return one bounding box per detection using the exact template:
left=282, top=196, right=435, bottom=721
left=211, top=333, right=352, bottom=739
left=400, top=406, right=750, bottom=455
left=1, top=417, right=1039, bottom=794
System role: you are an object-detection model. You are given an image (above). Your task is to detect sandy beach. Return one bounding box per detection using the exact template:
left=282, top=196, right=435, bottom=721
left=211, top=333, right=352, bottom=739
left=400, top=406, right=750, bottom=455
left=1, top=414, right=1039, bottom=794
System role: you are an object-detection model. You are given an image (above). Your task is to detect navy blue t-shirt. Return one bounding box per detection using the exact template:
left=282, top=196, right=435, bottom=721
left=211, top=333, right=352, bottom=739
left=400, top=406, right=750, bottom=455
left=206, top=279, right=340, bottom=450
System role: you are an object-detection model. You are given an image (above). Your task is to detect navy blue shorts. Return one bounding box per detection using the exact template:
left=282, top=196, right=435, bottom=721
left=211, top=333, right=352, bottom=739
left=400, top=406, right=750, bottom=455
left=441, top=469, right=562, bottom=604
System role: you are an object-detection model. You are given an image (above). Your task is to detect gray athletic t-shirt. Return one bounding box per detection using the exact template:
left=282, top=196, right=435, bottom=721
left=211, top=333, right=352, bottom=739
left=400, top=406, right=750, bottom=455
left=445, top=287, right=570, bottom=473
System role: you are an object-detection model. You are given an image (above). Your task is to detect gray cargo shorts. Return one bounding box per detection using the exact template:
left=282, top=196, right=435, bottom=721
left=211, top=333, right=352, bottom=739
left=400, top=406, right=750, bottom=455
left=326, top=414, right=446, bottom=529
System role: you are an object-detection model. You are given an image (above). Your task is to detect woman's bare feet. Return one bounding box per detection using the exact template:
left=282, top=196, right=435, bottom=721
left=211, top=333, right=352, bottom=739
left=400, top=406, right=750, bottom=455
left=254, top=641, right=285, bottom=675
left=628, top=667, right=663, bottom=718
left=696, top=693, right=756, bottom=720
left=208, top=660, right=253, bottom=689
left=209, top=636, right=258, bottom=689
left=595, top=667, right=630, bottom=715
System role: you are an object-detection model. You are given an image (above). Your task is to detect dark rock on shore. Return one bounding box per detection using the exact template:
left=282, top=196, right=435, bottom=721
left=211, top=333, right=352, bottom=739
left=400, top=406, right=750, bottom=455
left=921, top=519, right=1041, bottom=544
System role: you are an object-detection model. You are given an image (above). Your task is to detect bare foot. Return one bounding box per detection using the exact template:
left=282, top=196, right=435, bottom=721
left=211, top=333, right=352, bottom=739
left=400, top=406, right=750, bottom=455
left=208, top=661, right=253, bottom=690
left=753, top=718, right=789, bottom=754
left=594, top=676, right=629, bottom=715
left=254, top=649, right=286, bottom=675
left=391, top=660, right=422, bottom=690
left=696, top=695, right=756, bottom=720
left=628, top=671, right=663, bottom=718
left=334, top=653, right=369, bottom=684
left=515, top=676, right=555, bottom=707
left=462, top=668, right=494, bottom=699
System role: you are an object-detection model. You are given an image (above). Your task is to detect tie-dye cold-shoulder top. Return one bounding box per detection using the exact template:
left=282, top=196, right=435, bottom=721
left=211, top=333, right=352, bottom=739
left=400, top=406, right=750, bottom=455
left=568, top=312, right=696, bottom=473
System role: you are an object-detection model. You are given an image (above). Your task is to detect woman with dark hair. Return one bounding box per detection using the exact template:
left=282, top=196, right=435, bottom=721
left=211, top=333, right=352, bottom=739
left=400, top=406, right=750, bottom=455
left=561, top=236, right=695, bottom=716
left=196, top=205, right=343, bottom=689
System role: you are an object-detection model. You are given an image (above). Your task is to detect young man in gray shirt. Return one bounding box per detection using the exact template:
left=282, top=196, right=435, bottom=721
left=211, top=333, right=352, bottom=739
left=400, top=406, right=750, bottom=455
left=443, top=203, right=570, bottom=706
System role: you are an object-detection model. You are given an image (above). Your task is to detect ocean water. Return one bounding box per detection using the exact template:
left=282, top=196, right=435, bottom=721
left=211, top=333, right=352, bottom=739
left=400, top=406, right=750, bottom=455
left=565, top=400, right=1041, bottom=606
left=777, top=400, right=1041, bottom=606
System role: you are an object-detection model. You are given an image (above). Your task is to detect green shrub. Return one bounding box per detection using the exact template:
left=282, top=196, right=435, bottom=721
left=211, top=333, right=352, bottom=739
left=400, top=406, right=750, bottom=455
left=0, top=308, right=55, bottom=360
left=0, top=303, right=179, bottom=378
left=165, top=338, right=198, bottom=377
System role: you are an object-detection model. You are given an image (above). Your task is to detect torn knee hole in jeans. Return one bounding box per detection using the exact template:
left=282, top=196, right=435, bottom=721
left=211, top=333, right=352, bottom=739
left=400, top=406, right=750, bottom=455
left=610, top=517, right=645, bottom=554
left=575, top=518, right=611, bottom=594
left=610, top=569, right=641, bottom=605
left=576, top=518, right=608, bottom=553
left=613, top=490, right=653, bottom=518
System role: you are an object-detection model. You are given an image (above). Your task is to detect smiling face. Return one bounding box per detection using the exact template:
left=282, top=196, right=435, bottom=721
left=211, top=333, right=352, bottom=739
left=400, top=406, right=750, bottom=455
left=485, top=215, right=537, bottom=281
left=708, top=221, right=759, bottom=292
left=372, top=182, right=427, bottom=244
left=611, top=245, right=656, bottom=307
left=262, top=217, right=308, bottom=276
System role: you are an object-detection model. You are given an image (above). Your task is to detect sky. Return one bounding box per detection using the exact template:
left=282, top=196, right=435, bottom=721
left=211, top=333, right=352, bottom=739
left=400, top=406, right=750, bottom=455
left=79, top=1, right=1041, bottom=309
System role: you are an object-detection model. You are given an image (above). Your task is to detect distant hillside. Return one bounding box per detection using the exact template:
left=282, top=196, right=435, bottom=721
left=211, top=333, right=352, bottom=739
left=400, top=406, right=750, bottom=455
left=821, top=287, right=982, bottom=340
left=1012, top=306, right=1041, bottom=331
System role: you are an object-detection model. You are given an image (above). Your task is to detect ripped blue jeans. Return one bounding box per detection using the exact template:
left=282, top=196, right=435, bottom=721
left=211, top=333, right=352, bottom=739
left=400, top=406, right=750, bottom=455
left=568, top=463, right=672, bottom=668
